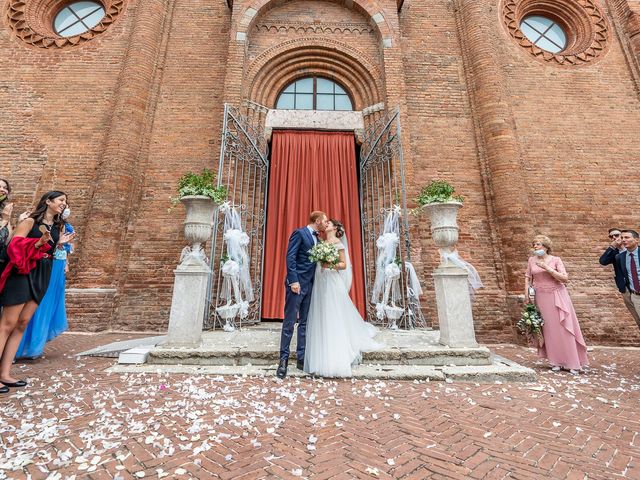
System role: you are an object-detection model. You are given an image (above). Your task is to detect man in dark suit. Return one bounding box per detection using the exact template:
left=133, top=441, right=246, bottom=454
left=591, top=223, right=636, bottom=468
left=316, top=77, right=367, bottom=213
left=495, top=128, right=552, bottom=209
left=599, top=228, right=638, bottom=326
left=613, top=229, right=640, bottom=329
left=276, top=211, right=327, bottom=378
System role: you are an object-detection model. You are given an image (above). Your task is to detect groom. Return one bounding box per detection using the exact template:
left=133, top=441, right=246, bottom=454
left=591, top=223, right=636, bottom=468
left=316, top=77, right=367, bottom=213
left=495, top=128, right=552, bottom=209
left=276, top=211, right=328, bottom=378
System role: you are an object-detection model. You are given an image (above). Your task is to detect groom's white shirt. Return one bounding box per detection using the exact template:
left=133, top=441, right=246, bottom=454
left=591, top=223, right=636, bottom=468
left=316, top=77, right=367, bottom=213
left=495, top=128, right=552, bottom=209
left=307, top=225, right=318, bottom=245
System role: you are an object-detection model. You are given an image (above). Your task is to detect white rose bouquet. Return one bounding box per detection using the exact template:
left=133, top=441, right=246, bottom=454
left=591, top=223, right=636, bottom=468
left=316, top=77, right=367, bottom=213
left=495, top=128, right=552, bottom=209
left=309, top=241, right=339, bottom=268
left=517, top=303, right=544, bottom=347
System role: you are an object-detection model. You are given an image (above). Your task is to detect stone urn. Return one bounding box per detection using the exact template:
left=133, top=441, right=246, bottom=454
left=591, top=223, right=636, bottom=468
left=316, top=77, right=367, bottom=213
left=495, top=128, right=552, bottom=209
left=423, top=200, right=478, bottom=347
left=181, top=195, right=216, bottom=254
left=422, top=201, right=463, bottom=263
left=163, top=195, right=216, bottom=349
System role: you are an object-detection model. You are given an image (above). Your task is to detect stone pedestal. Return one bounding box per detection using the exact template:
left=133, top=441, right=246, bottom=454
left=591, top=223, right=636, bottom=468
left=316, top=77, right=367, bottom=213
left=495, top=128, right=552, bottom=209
left=164, top=257, right=209, bottom=348
left=433, top=265, right=478, bottom=348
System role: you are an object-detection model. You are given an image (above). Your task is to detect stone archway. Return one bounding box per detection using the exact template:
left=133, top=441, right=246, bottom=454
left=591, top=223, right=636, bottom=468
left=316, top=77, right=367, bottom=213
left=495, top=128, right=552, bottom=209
left=221, top=0, right=399, bottom=114
left=246, top=38, right=385, bottom=110
left=235, top=0, right=395, bottom=45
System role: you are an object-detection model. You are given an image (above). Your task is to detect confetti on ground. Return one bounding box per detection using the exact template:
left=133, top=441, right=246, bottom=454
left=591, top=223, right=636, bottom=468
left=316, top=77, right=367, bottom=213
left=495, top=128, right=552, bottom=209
left=0, top=335, right=638, bottom=479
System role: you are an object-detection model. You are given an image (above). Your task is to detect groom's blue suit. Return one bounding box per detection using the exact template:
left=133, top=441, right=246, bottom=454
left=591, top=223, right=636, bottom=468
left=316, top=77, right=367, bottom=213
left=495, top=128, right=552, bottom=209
left=280, top=226, right=318, bottom=362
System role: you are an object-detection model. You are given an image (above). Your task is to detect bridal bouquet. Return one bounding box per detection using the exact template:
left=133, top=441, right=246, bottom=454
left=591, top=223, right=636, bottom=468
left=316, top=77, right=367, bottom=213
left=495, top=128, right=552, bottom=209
left=309, top=241, right=339, bottom=268
left=517, top=303, right=544, bottom=347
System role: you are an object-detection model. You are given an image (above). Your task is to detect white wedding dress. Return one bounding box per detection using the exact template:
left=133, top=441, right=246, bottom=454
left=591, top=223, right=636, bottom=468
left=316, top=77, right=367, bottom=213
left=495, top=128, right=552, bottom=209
left=304, top=239, right=382, bottom=377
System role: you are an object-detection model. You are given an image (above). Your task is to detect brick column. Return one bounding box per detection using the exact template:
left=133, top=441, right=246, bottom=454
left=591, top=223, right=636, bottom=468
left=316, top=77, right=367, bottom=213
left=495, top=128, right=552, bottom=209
left=221, top=2, right=250, bottom=107
left=453, top=0, right=534, bottom=293
left=73, top=0, right=173, bottom=329
left=606, top=0, right=640, bottom=95
left=380, top=12, right=412, bottom=177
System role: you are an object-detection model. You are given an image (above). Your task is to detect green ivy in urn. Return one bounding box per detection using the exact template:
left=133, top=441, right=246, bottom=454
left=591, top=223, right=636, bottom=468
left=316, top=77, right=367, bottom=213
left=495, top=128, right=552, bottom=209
left=415, top=180, right=464, bottom=255
left=416, top=180, right=464, bottom=207
left=173, top=168, right=227, bottom=263
left=173, top=168, right=228, bottom=205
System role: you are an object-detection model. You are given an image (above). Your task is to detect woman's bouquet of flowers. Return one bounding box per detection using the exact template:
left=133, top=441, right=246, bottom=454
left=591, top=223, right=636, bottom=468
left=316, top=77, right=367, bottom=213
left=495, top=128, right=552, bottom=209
left=309, top=241, right=339, bottom=268
left=517, top=303, right=544, bottom=347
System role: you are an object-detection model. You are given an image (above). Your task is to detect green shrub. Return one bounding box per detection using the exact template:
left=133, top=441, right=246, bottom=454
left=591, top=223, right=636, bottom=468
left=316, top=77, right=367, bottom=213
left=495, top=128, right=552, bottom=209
left=174, top=168, right=228, bottom=204
left=416, top=180, right=464, bottom=206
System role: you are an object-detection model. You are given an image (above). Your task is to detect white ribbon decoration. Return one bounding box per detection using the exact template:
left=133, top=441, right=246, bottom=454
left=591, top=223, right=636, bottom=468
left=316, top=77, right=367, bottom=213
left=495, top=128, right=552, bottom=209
left=404, top=261, right=423, bottom=299
left=371, top=207, right=416, bottom=325
left=440, top=250, right=484, bottom=299
left=217, top=205, right=255, bottom=329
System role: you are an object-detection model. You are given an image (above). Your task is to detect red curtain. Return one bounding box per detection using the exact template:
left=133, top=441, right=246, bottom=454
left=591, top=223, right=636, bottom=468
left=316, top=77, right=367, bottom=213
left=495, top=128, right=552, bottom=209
left=262, top=130, right=366, bottom=319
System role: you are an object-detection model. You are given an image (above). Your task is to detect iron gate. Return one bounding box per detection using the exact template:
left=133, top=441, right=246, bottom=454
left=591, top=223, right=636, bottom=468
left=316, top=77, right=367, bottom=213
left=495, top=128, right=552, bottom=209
left=360, top=107, right=427, bottom=329
left=204, top=103, right=269, bottom=330
left=206, top=103, right=425, bottom=330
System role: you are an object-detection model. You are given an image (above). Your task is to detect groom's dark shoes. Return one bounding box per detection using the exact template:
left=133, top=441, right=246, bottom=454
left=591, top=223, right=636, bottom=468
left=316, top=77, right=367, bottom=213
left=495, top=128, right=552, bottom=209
left=276, top=359, right=288, bottom=379
left=296, top=358, right=304, bottom=371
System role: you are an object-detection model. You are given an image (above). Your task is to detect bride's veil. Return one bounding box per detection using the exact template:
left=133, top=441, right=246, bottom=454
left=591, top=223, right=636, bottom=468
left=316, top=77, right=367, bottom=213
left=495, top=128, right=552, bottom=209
left=339, top=234, right=353, bottom=292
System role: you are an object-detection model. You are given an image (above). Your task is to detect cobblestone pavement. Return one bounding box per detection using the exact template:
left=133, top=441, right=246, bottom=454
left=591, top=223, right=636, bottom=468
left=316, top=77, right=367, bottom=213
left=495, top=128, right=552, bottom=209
left=1, top=333, right=639, bottom=480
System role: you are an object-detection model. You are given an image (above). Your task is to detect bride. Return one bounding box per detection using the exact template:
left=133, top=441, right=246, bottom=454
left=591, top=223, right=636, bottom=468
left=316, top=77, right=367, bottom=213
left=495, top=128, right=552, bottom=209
left=304, top=219, right=382, bottom=377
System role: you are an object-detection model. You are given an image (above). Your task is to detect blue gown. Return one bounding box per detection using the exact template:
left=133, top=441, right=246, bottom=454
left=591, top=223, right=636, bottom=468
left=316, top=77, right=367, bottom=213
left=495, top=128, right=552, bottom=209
left=16, top=224, right=72, bottom=358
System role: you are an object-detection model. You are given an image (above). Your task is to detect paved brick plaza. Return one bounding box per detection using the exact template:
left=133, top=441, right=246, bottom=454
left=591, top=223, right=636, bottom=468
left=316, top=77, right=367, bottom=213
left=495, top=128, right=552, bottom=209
left=1, top=333, right=638, bottom=479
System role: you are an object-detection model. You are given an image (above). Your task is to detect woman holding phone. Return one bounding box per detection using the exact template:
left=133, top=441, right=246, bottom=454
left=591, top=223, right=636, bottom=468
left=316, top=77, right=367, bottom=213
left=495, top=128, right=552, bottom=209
left=0, top=191, right=75, bottom=393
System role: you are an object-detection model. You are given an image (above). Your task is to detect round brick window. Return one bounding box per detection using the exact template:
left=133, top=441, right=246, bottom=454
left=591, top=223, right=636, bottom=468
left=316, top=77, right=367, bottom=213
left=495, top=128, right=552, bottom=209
left=54, top=1, right=105, bottom=37
left=520, top=15, right=567, bottom=54
left=6, top=0, right=125, bottom=49
left=502, top=0, right=609, bottom=65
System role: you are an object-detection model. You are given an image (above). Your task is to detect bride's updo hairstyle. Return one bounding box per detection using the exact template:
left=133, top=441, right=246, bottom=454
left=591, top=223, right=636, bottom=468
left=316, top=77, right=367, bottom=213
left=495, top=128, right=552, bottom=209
left=330, top=219, right=345, bottom=238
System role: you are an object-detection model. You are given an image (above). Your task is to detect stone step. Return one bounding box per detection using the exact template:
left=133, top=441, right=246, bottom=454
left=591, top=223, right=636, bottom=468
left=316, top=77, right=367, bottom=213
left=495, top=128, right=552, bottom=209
left=110, top=355, right=536, bottom=383
left=147, top=327, right=493, bottom=367
left=147, top=344, right=493, bottom=366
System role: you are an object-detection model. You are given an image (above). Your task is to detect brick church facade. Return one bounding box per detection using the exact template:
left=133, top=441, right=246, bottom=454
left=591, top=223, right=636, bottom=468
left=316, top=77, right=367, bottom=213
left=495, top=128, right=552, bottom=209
left=2, top=0, right=640, bottom=344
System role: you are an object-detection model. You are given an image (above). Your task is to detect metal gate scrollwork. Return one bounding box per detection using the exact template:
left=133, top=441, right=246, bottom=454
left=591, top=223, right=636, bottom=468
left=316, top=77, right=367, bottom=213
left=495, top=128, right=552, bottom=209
left=204, top=103, right=269, bottom=330
left=360, top=107, right=427, bottom=329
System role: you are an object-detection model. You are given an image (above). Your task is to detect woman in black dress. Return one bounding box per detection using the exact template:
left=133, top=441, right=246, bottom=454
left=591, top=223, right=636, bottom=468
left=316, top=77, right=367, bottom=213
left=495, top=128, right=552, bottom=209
left=0, top=191, right=75, bottom=393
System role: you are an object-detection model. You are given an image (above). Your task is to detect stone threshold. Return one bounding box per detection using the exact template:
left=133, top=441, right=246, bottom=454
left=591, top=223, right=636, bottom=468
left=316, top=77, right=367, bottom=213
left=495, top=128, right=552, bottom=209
left=107, top=355, right=536, bottom=382
left=147, top=327, right=494, bottom=367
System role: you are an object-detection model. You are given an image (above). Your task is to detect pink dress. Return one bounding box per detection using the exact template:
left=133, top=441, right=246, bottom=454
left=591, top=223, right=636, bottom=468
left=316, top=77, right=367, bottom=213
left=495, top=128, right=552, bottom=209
left=526, top=256, right=588, bottom=370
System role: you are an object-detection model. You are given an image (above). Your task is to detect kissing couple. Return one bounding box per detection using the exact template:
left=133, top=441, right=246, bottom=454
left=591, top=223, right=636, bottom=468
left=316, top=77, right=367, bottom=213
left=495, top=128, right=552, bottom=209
left=276, top=211, right=382, bottom=379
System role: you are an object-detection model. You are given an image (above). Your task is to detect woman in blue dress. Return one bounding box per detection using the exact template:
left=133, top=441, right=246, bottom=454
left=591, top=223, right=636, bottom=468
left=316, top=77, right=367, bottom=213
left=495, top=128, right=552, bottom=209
left=16, top=207, right=74, bottom=359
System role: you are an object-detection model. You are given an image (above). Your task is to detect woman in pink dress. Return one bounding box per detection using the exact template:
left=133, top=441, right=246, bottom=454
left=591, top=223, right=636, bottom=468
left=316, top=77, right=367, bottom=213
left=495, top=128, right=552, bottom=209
left=524, top=235, right=588, bottom=373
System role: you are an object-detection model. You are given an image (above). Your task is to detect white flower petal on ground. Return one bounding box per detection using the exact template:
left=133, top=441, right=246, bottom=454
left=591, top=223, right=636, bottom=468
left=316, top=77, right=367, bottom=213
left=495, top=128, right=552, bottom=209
left=365, top=466, right=379, bottom=476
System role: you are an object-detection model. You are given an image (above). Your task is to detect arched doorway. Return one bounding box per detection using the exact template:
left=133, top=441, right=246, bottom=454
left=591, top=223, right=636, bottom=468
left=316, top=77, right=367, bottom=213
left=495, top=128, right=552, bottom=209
left=260, top=76, right=366, bottom=320
left=208, top=101, right=426, bottom=331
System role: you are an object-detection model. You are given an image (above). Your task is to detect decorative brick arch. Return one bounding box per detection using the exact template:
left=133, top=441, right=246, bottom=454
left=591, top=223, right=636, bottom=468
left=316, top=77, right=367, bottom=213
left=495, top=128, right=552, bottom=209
left=246, top=38, right=385, bottom=109
left=236, top=0, right=393, bottom=41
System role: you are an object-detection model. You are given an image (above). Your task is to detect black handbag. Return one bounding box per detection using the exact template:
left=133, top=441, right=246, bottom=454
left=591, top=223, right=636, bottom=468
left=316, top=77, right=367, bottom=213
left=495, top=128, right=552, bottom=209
left=0, top=246, right=7, bottom=276
left=0, top=229, right=8, bottom=275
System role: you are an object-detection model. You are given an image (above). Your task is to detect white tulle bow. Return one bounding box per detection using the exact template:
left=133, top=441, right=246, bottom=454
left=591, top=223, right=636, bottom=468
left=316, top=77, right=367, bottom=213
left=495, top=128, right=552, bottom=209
left=440, top=250, right=483, bottom=299
left=370, top=208, right=425, bottom=327
left=217, top=205, right=255, bottom=329
left=404, top=261, right=423, bottom=299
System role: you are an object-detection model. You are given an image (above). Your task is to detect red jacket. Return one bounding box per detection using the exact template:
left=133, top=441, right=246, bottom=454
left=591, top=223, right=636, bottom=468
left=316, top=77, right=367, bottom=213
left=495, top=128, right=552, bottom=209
left=0, top=237, right=51, bottom=294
